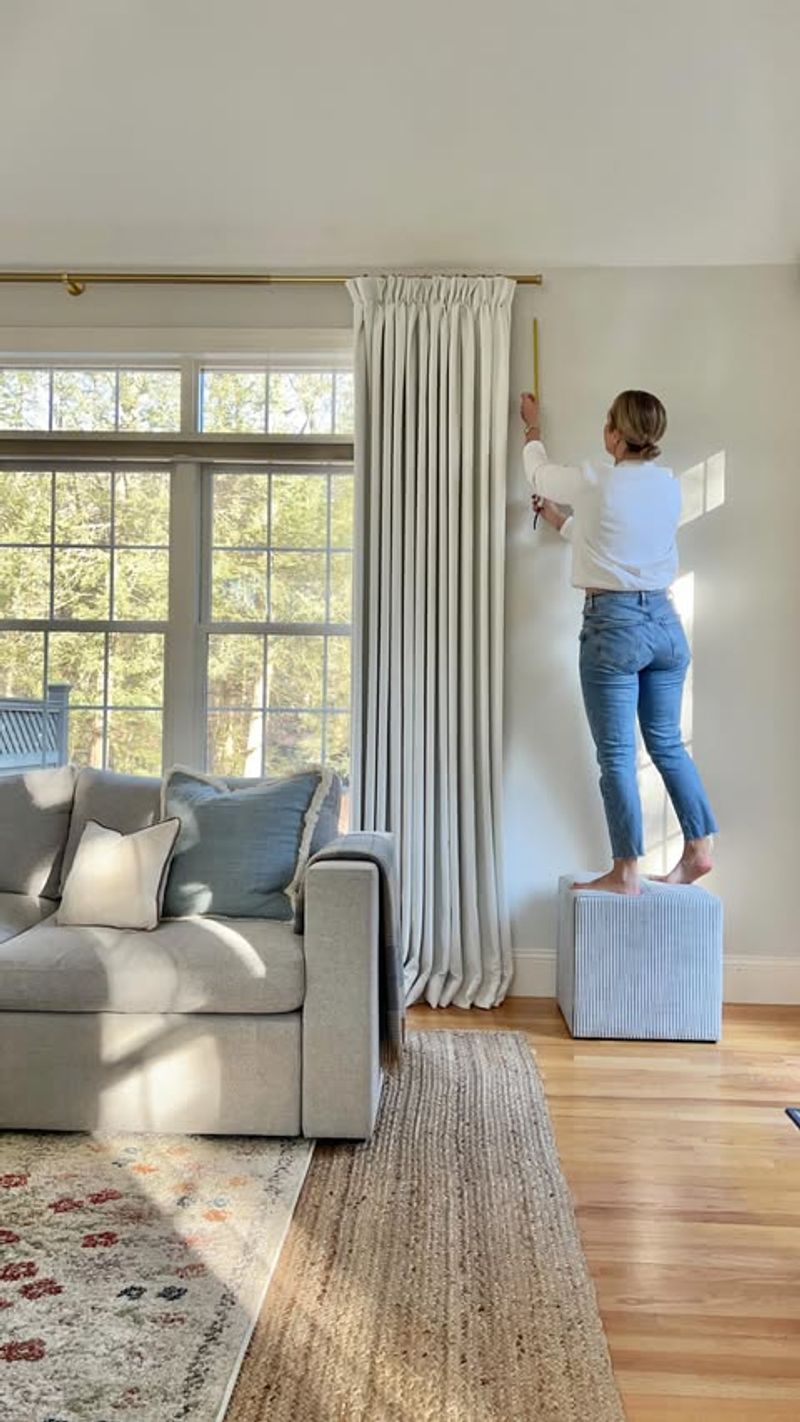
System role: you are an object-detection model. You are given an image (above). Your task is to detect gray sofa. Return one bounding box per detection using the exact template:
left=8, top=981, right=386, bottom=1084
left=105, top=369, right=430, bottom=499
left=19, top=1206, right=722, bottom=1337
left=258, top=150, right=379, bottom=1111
left=0, top=766, right=389, bottom=1139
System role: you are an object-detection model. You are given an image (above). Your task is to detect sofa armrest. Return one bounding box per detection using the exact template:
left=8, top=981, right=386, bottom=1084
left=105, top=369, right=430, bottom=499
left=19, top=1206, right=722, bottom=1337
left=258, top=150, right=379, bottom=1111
left=301, top=857, right=382, bottom=1140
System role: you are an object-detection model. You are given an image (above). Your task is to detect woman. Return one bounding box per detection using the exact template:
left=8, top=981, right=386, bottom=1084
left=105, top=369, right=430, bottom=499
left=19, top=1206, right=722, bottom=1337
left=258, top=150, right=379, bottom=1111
left=520, top=388, right=717, bottom=896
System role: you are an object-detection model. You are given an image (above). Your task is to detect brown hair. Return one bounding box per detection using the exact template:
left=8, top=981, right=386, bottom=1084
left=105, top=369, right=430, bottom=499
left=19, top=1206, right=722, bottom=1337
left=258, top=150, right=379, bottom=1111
left=608, top=390, right=667, bottom=461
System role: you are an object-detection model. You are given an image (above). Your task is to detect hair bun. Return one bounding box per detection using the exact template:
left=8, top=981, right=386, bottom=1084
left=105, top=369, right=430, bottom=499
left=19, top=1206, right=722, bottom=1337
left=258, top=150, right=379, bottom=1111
left=607, top=391, right=666, bottom=462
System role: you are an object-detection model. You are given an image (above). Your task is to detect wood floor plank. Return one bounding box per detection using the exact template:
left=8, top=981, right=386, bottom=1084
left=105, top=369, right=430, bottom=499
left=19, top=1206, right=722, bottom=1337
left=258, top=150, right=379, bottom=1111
left=408, top=999, right=800, bottom=1421
left=624, top=1402, right=800, bottom=1422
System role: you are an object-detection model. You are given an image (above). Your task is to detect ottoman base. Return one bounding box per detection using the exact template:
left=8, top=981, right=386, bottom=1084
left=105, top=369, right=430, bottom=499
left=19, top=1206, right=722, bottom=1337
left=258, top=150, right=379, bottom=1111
left=557, top=874, right=723, bottom=1041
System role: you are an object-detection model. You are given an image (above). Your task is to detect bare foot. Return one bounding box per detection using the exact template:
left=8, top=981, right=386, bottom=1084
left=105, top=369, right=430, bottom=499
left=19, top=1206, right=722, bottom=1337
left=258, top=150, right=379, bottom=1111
left=649, top=838, right=713, bottom=886
left=649, top=857, right=713, bottom=885
left=572, top=870, right=642, bottom=896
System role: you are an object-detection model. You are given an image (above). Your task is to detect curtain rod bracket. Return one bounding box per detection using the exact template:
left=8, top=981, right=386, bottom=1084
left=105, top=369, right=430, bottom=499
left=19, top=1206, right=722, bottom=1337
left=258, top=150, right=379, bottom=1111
left=61, top=273, right=86, bottom=297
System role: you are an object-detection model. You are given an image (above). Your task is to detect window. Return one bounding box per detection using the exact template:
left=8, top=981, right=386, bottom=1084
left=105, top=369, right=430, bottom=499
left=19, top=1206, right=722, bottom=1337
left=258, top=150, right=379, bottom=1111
left=0, top=366, right=181, bottom=432
left=0, top=466, right=170, bottom=774
left=0, top=356, right=354, bottom=795
left=200, top=367, right=354, bottom=435
left=205, top=466, right=353, bottom=782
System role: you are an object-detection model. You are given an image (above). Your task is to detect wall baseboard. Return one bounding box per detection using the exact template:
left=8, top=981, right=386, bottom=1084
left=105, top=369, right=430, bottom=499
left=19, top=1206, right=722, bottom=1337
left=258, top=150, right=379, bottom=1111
left=510, top=951, right=800, bottom=1005
left=509, top=951, right=557, bottom=998
left=720, top=955, right=800, bottom=1005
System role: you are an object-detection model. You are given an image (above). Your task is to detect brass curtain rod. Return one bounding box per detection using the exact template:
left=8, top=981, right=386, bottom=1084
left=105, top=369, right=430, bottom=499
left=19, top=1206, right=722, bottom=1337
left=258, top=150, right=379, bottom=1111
left=0, top=270, right=543, bottom=297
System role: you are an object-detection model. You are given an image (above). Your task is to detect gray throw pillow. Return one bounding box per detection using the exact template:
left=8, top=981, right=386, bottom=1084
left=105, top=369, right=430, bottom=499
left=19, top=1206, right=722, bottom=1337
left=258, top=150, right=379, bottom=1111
left=59, top=767, right=161, bottom=892
left=161, top=766, right=335, bottom=920
left=0, top=765, right=76, bottom=899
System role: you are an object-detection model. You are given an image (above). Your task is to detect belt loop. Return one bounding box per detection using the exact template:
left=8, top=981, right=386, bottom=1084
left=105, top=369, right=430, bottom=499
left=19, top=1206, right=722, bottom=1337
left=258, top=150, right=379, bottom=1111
left=638, top=590, right=645, bottom=606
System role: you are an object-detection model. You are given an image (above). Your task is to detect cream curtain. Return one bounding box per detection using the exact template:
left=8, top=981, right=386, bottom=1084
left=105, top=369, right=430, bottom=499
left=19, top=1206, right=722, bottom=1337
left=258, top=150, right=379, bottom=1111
left=347, top=275, right=514, bottom=1008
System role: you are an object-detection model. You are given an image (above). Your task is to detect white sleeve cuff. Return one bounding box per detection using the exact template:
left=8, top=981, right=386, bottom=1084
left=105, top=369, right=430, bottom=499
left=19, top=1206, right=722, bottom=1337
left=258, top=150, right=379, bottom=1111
left=522, top=440, right=548, bottom=490
left=558, top=515, right=574, bottom=542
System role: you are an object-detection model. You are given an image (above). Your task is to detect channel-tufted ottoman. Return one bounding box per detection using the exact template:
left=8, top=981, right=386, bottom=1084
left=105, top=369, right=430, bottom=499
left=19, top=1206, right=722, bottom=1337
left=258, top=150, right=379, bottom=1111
left=557, top=875, right=723, bottom=1041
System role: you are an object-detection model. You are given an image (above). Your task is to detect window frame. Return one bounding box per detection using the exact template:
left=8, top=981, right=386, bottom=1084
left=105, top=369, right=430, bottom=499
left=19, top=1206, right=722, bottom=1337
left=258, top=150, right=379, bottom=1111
left=0, top=359, right=185, bottom=434
left=0, top=349, right=355, bottom=439
left=198, top=360, right=354, bottom=437
left=0, top=343, right=355, bottom=781
left=200, top=460, right=353, bottom=781
left=0, top=458, right=173, bottom=773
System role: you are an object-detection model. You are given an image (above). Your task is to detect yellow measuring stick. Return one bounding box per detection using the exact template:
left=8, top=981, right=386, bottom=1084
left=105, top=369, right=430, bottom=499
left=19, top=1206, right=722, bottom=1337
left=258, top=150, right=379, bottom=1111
left=531, top=317, right=541, bottom=528
left=533, top=317, right=540, bottom=401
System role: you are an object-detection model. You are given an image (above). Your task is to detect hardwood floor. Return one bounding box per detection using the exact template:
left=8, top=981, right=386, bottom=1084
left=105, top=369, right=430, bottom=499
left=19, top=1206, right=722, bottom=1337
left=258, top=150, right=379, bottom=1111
left=407, top=999, right=800, bottom=1422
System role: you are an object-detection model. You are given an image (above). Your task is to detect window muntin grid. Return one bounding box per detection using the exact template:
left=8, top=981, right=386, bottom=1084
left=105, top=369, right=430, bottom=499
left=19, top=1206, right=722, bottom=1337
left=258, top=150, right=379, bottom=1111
left=0, top=465, right=169, bottom=774
left=205, top=464, right=353, bottom=785
left=0, top=357, right=355, bottom=782
left=200, top=367, right=354, bottom=436
left=0, top=367, right=182, bottom=432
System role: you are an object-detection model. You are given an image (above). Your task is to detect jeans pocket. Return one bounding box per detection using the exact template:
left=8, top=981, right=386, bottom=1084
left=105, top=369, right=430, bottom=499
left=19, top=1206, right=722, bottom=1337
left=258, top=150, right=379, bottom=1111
left=580, top=619, right=643, bottom=674
left=662, top=612, right=692, bottom=667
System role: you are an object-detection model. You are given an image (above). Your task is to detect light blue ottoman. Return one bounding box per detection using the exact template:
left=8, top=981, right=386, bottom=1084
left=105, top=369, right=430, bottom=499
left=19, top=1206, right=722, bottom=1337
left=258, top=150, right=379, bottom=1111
left=557, top=875, right=723, bottom=1041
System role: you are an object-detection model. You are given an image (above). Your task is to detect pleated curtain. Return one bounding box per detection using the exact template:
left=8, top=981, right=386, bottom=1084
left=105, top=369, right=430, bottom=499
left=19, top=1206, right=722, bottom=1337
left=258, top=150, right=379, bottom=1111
left=346, top=275, right=514, bottom=1008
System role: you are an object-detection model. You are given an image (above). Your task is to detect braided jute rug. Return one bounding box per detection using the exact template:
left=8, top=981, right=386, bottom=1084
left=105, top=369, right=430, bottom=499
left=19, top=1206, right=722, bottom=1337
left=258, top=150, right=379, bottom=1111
left=228, top=1030, right=625, bottom=1422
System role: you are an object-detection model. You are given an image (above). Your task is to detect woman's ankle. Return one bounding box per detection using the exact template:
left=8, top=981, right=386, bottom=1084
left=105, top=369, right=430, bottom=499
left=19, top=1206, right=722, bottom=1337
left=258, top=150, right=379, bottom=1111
left=685, top=836, right=713, bottom=865
left=612, top=857, right=640, bottom=883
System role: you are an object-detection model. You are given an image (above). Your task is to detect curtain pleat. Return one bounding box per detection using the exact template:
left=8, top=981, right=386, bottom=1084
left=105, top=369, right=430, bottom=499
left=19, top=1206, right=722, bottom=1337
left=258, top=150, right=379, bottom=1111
left=347, top=275, right=514, bottom=1008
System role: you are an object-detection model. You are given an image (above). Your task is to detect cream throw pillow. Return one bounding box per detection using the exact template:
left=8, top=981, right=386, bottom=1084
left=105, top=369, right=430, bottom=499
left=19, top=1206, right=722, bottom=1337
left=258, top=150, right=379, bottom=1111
left=57, top=818, right=180, bottom=931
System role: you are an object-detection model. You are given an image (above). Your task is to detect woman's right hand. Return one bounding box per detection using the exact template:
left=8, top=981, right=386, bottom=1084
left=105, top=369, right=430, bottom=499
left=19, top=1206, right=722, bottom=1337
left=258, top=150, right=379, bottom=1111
left=520, top=392, right=540, bottom=430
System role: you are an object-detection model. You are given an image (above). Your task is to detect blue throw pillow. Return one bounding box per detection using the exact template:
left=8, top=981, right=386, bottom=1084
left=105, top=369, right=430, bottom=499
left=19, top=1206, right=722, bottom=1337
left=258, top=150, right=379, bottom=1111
left=222, top=773, right=341, bottom=855
left=161, top=766, right=335, bottom=920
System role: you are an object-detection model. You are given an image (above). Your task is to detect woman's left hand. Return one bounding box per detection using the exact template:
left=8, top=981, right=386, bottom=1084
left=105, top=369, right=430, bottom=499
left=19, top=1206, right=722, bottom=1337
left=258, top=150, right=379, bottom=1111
left=520, top=392, right=540, bottom=429
left=532, top=495, right=566, bottom=531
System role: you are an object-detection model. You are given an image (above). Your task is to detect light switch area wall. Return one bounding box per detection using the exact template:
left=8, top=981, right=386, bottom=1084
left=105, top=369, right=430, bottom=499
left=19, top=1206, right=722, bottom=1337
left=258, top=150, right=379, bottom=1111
left=506, top=266, right=800, bottom=999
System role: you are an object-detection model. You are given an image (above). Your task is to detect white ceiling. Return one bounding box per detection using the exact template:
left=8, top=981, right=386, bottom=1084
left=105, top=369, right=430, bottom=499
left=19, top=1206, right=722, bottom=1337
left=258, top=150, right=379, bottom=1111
left=2, top=0, right=798, bottom=271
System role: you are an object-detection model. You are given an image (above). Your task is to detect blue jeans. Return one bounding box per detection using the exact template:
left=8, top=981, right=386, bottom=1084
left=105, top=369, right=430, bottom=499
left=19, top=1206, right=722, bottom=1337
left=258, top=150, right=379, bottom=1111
left=579, top=590, right=718, bottom=860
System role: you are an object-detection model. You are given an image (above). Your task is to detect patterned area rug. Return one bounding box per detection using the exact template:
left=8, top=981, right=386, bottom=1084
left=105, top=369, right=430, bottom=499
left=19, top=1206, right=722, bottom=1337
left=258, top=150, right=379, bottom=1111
left=229, top=1031, right=626, bottom=1422
left=0, top=1132, right=312, bottom=1421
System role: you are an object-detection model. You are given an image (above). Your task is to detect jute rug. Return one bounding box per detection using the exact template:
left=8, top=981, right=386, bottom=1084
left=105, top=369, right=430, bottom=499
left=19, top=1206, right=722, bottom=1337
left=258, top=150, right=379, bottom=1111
left=0, top=1132, right=312, bottom=1421
left=228, top=1030, right=625, bottom=1422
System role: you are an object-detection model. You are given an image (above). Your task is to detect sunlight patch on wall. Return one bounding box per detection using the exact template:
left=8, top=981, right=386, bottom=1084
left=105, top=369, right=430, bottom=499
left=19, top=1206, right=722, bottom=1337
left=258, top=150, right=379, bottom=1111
left=679, top=451, right=726, bottom=527
left=639, top=571, right=696, bottom=876
left=673, top=572, right=694, bottom=744
left=672, top=571, right=695, bottom=637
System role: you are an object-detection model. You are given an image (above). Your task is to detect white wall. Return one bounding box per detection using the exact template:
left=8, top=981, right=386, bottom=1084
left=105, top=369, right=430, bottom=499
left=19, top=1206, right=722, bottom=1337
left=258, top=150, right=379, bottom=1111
left=2, top=265, right=799, bottom=1000
left=0, top=281, right=350, bottom=342
left=2, top=0, right=798, bottom=269
left=507, top=266, right=800, bottom=1001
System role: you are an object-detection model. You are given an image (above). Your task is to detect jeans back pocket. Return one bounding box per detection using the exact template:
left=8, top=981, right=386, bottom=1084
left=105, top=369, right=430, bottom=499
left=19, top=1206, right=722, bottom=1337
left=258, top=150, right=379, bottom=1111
left=659, top=611, right=692, bottom=669
left=580, top=616, right=647, bottom=674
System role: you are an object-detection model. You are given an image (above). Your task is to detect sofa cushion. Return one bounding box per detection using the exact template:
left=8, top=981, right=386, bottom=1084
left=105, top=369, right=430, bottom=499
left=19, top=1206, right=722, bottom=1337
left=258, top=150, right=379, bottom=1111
left=0, top=915, right=304, bottom=1015
left=57, top=818, right=181, bottom=931
left=59, top=768, right=161, bottom=891
left=0, top=892, right=57, bottom=945
left=0, top=765, right=76, bottom=898
left=162, top=766, right=335, bottom=920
